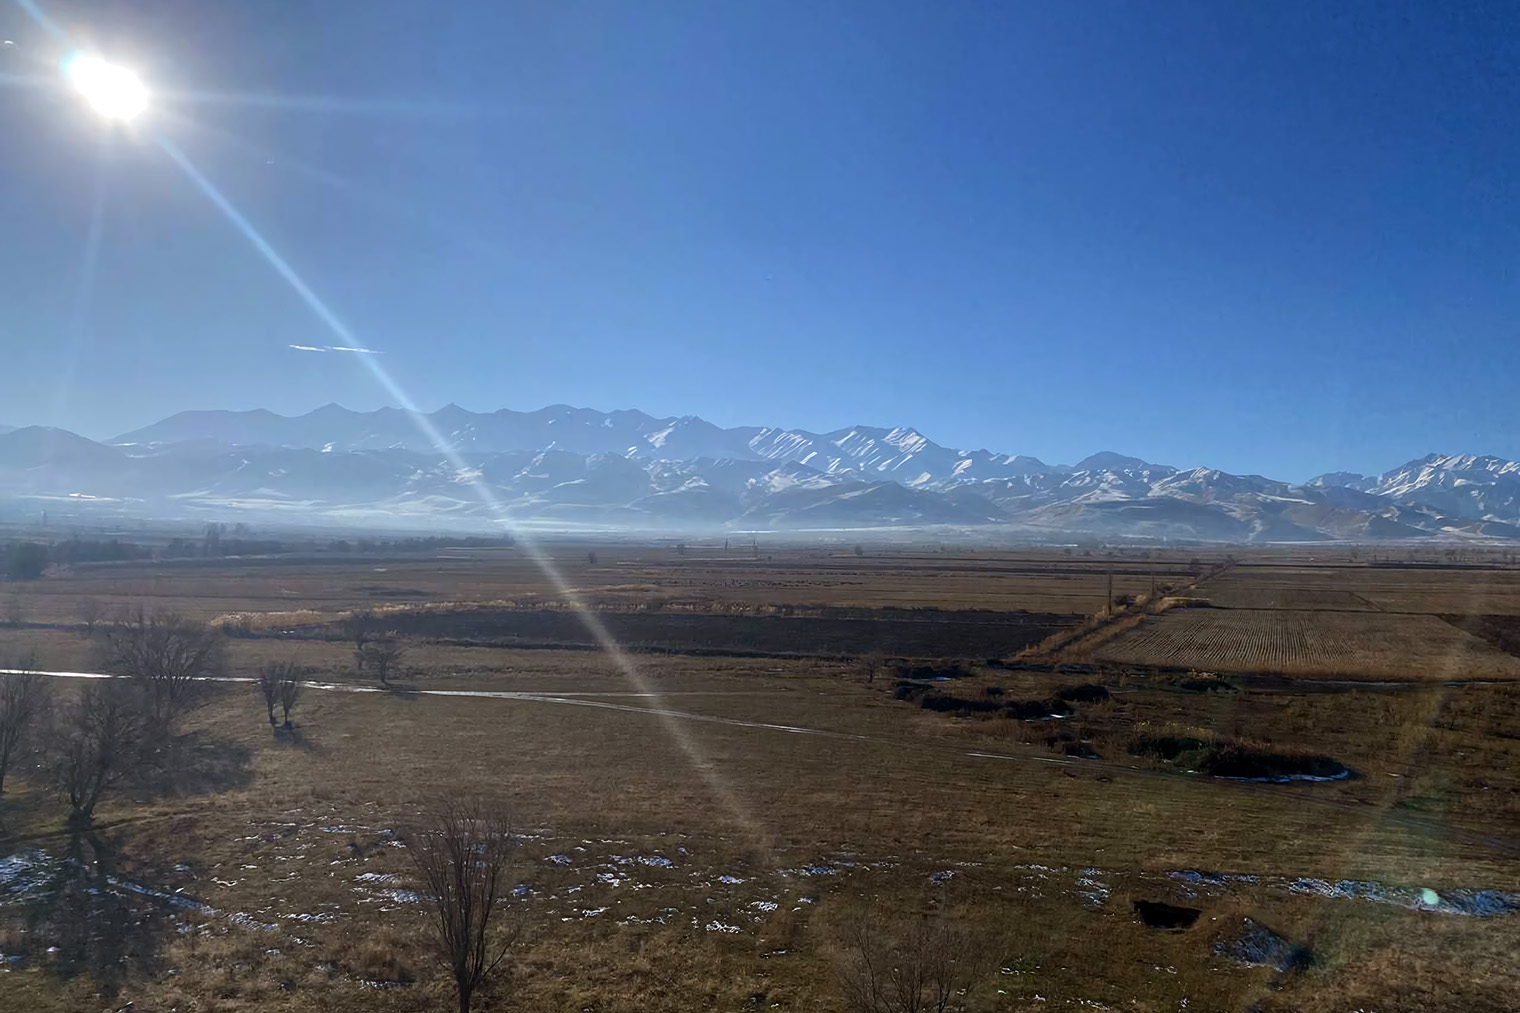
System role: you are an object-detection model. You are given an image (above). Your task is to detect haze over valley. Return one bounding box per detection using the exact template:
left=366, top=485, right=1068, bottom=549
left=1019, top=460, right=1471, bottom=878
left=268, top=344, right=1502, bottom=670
left=3, top=403, right=1520, bottom=541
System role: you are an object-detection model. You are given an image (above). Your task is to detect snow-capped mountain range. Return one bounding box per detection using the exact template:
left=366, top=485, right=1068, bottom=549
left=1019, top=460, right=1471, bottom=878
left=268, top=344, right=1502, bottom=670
left=1, top=405, right=1518, bottom=541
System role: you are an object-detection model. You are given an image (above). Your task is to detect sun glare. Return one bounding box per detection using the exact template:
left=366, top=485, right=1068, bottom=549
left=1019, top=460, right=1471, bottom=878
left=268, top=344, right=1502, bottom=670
left=64, top=52, right=148, bottom=121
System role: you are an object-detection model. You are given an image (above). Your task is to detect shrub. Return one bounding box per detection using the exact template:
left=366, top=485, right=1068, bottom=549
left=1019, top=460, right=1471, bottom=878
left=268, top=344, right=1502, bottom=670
left=1054, top=683, right=1109, bottom=704
left=1003, top=698, right=1073, bottom=720
left=891, top=661, right=972, bottom=681
left=1128, top=732, right=1212, bottom=762
left=918, top=694, right=1003, bottom=716
left=1171, top=673, right=1236, bottom=693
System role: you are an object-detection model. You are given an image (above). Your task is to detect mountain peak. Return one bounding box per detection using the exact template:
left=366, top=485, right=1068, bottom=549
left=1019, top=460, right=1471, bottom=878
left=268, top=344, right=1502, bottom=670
left=1074, top=451, right=1158, bottom=472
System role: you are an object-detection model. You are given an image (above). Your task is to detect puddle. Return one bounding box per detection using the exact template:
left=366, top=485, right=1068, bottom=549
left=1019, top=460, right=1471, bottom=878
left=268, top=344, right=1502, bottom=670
left=1221, top=770, right=1351, bottom=784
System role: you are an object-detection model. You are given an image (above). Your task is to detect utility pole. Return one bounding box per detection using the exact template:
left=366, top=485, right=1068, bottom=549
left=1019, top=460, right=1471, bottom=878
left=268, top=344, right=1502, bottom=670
left=1106, top=568, right=1114, bottom=616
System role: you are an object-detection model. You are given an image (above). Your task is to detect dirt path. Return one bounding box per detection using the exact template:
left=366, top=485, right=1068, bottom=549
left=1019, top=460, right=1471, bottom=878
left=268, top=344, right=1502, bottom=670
left=9, top=668, right=1516, bottom=858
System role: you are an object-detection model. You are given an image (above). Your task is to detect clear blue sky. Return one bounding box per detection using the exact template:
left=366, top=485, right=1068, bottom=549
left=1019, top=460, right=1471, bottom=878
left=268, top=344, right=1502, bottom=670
left=2, top=0, right=1516, bottom=481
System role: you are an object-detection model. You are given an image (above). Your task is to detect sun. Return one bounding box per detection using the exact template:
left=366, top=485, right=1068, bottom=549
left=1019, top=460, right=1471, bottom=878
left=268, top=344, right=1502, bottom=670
left=64, top=52, right=149, bottom=121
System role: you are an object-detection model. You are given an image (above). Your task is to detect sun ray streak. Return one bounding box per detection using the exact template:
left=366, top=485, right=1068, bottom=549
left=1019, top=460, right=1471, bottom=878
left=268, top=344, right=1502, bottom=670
left=158, top=88, right=490, bottom=118
left=151, top=129, right=772, bottom=858
left=50, top=131, right=111, bottom=428
left=10, top=0, right=65, bottom=41
left=156, top=112, right=502, bottom=258
left=0, top=71, right=54, bottom=88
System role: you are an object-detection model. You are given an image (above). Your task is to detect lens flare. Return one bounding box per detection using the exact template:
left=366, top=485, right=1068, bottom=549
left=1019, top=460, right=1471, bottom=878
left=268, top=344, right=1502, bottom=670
left=153, top=130, right=772, bottom=858
left=65, top=53, right=148, bottom=121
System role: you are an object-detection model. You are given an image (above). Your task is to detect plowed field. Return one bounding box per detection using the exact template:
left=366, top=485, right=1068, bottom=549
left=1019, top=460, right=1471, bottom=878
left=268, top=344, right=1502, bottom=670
left=1095, top=609, right=1520, bottom=679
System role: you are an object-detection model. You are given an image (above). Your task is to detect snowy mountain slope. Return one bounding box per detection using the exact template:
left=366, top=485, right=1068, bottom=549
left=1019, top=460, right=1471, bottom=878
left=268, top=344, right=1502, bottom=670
left=116, top=406, right=1080, bottom=492
left=3, top=409, right=1515, bottom=539
left=1312, top=453, right=1520, bottom=526
left=1307, top=471, right=1375, bottom=493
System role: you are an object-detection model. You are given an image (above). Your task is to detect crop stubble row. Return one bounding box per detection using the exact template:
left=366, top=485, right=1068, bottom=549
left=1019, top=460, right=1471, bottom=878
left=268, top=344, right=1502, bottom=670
left=1095, top=609, right=1520, bottom=678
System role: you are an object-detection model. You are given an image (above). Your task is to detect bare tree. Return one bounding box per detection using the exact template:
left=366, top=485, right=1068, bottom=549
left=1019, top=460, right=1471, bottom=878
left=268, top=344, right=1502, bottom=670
left=98, top=610, right=226, bottom=734
left=5, top=591, right=25, bottom=629
left=0, top=659, right=51, bottom=794
left=400, top=798, right=521, bottom=1013
left=277, top=666, right=305, bottom=728
left=341, top=608, right=379, bottom=653
left=54, top=680, right=147, bottom=827
left=256, top=662, right=285, bottom=727
left=834, top=902, right=988, bottom=1013
left=77, top=597, right=104, bottom=637
left=357, top=633, right=405, bottom=687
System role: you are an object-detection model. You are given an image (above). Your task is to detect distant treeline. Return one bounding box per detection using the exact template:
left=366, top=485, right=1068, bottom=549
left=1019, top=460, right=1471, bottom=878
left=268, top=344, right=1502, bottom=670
left=1, top=529, right=515, bottom=580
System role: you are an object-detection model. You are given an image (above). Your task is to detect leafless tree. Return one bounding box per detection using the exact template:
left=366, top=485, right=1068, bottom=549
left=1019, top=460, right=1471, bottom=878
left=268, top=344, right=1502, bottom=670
left=357, top=633, right=405, bottom=687
left=0, top=659, right=51, bottom=794
left=97, top=610, right=226, bottom=734
left=5, top=591, right=25, bottom=629
left=277, top=665, right=305, bottom=728
left=834, top=902, right=988, bottom=1013
left=400, top=798, right=521, bottom=1013
left=341, top=608, right=379, bottom=652
left=54, top=680, right=147, bottom=827
left=257, top=661, right=288, bottom=726
left=77, top=597, right=104, bottom=637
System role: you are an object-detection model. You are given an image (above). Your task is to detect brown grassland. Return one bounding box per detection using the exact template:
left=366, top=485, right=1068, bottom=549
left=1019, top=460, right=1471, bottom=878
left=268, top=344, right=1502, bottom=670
left=0, top=542, right=1517, bottom=1012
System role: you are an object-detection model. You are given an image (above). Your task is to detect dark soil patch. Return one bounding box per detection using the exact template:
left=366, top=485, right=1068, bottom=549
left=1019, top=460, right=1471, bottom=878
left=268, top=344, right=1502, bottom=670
left=1442, top=614, right=1520, bottom=660
left=898, top=685, right=1074, bottom=721
left=1054, top=683, right=1109, bottom=703
left=1198, top=743, right=1349, bottom=781
left=917, top=693, right=1004, bottom=716
left=1133, top=900, right=1201, bottom=930
left=356, top=607, right=1078, bottom=659
left=1129, top=734, right=1348, bottom=781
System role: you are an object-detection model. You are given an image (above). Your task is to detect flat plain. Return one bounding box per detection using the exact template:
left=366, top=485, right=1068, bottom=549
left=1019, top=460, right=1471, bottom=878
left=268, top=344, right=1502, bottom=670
left=0, top=540, right=1517, bottom=1012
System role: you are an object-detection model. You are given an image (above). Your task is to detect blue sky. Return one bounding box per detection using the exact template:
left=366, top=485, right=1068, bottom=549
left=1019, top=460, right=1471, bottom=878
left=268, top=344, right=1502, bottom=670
left=1, top=1, right=1516, bottom=481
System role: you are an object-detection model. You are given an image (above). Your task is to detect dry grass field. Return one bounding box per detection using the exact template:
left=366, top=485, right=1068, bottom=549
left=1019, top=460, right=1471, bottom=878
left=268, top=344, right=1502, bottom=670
left=1092, top=609, right=1520, bottom=679
left=1195, top=563, right=1520, bottom=616
left=0, top=541, right=1517, bottom=1012
left=0, top=544, right=1206, bottom=626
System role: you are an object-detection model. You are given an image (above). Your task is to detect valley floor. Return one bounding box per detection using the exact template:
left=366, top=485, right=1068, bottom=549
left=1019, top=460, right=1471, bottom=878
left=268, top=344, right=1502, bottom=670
left=0, top=542, right=1516, bottom=1012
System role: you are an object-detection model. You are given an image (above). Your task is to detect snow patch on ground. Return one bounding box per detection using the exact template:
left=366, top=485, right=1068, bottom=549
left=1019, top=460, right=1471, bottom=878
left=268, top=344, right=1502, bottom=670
left=1170, top=869, right=1519, bottom=916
